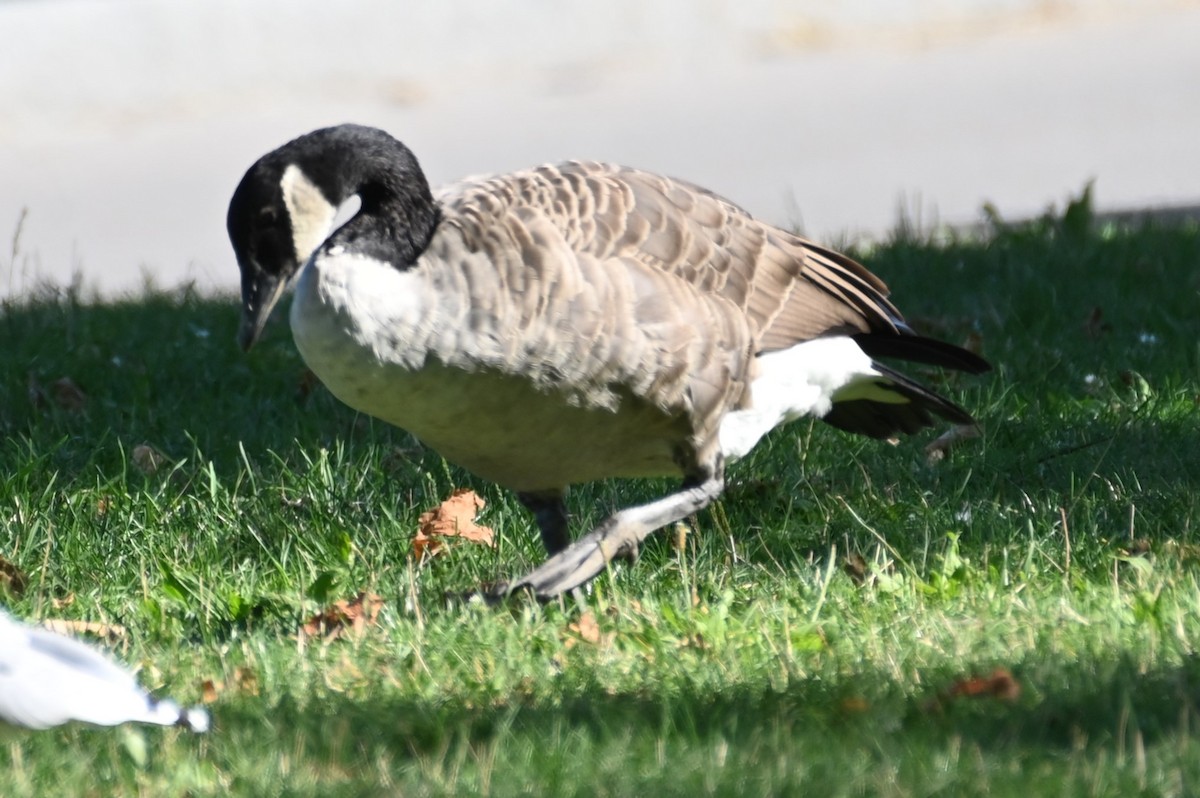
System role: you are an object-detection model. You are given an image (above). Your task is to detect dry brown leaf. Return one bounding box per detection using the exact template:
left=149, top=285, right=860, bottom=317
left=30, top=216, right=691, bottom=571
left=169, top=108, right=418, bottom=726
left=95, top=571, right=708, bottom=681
left=944, top=668, right=1021, bottom=701
left=572, top=611, right=602, bottom=644
left=300, top=591, right=385, bottom=642
left=51, top=377, right=88, bottom=412
left=234, top=666, right=260, bottom=696
left=925, top=423, right=981, bottom=465
left=51, top=592, right=76, bottom=610
left=413, top=489, right=495, bottom=559
left=1121, top=539, right=1152, bottom=557
left=132, top=443, right=169, bottom=475
left=842, top=552, right=868, bottom=586
left=26, top=373, right=91, bottom=414
left=200, top=678, right=221, bottom=704
left=565, top=611, right=615, bottom=650
left=926, top=667, right=1021, bottom=713
left=41, top=618, right=127, bottom=643
left=0, top=554, right=29, bottom=597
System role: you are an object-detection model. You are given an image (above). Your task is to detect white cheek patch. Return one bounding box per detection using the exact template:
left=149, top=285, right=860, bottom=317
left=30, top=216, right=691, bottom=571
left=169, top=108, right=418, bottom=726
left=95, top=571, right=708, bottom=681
left=280, top=164, right=338, bottom=265
left=717, top=336, right=905, bottom=461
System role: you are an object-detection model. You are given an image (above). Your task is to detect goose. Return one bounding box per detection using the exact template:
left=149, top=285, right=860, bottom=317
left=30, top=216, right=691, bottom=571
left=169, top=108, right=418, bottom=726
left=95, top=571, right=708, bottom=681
left=0, top=609, right=209, bottom=731
left=228, top=124, right=989, bottom=599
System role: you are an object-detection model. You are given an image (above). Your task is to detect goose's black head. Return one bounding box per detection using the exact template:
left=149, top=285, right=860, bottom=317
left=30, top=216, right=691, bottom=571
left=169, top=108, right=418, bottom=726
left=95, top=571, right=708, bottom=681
left=227, top=124, right=439, bottom=351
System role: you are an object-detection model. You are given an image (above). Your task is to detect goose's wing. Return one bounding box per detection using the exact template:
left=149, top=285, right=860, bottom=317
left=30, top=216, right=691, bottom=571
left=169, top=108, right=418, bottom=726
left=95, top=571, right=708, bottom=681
left=435, top=165, right=766, bottom=445
left=430, top=163, right=984, bottom=457
left=446, top=161, right=909, bottom=353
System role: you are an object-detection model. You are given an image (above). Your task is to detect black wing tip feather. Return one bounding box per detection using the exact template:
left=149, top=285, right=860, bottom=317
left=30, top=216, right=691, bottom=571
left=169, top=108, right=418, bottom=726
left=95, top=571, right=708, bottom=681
left=853, top=333, right=991, bottom=375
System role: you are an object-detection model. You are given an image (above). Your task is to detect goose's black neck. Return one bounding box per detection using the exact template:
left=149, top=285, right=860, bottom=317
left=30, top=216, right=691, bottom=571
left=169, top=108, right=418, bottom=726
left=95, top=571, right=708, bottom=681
left=285, top=124, right=441, bottom=267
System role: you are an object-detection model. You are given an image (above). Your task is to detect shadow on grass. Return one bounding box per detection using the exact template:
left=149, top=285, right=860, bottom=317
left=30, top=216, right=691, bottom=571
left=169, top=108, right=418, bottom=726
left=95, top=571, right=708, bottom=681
left=205, top=651, right=1200, bottom=792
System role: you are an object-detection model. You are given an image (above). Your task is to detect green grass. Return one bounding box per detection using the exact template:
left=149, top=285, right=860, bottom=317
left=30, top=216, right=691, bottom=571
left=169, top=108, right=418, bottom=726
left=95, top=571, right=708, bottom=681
left=2, top=201, right=1199, bottom=796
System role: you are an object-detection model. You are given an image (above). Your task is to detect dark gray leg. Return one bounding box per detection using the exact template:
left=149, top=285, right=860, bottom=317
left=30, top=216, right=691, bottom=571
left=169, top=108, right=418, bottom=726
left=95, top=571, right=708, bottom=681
left=502, top=465, right=726, bottom=600
left=517, top=490, right=571, bottom=554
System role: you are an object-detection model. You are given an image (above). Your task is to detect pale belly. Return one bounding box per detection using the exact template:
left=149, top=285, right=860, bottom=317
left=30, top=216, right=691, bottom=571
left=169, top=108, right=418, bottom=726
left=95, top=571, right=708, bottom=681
left=289, top=260, right=688, bottom=491
left=316, top=357, right=687, bottom=491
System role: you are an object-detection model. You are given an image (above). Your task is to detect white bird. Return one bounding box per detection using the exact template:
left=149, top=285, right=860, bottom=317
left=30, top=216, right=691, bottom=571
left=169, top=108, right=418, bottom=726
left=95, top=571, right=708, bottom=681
left=0, top=609, right=209, bottom=731
left=228, top=124, right=988, bottom=599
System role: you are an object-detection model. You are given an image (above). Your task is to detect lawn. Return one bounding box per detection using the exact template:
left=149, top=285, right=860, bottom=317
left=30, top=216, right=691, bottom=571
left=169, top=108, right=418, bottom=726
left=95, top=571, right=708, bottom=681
left=2, top=197, right=1199, bottom=796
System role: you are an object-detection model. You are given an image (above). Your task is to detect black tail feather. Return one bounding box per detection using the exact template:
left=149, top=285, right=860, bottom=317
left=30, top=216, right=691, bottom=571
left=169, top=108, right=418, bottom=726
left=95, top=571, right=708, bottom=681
left=853, top=332, right=991, bottom=375
left=822, top=362, right=978, bottom=440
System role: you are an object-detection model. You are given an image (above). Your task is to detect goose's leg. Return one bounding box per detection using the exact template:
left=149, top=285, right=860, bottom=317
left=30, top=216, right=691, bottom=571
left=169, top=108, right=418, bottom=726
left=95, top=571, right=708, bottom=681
left=502, top=465, right=725, bottom=600
left=517, top=490, right=571, bottom=554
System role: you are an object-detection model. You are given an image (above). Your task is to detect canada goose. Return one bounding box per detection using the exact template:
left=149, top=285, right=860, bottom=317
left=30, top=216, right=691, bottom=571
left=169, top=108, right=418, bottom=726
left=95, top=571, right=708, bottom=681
left=0, top=609, right=209, bottom=731
left=228, top=124, right=989, bottom=599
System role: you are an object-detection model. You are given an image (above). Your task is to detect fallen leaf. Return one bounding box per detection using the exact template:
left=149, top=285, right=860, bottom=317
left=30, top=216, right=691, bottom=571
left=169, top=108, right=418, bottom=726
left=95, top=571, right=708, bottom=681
left=300, top=591, right=385, bottom=643
left=839, top=696, right=871, bottom=714
left=565, top=610, right=614, bottom=649
left=200, top=679, right=221, bottom=704
left=51, top=377, right=88, bottom=412
left=41, top=618, right=128, bottom=643
left=413, top=489, right=495, bottom=559
left=946, top=668, right=1021, bottom=701
left=572, top=611, right=602, bottom=644
left=51, top=592, right=76, bottom=610
left=1121, top=539, right=1152, bottom=557
left=234, top=666, right=260, bottom=696
left=927, top=667, right=1021, bottom=713
left=925, top=424, right=981, bottom=465
left=0, top=554, right=29, bottom=597
left=131, top=443, right=169, bottom=475
left=842, top=552, right=868, bottom=586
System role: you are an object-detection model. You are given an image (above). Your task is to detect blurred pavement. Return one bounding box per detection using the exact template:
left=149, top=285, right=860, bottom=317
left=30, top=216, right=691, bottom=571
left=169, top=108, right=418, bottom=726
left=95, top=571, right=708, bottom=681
left=1, top=0, right=1198, bottom=298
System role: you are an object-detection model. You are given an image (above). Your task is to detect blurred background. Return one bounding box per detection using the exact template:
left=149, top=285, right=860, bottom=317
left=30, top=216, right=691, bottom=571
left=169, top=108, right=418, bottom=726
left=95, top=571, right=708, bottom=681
left=2, top=0, right=1197, bottom=299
